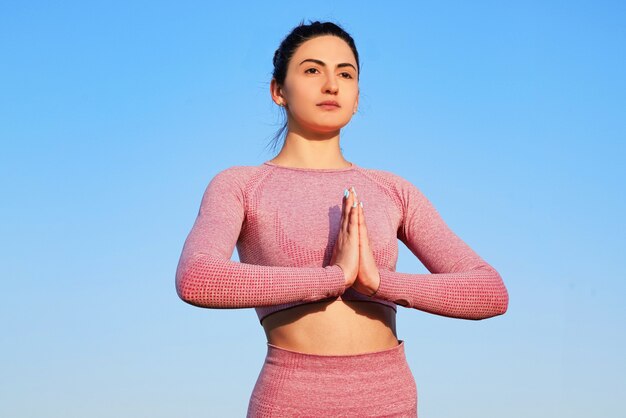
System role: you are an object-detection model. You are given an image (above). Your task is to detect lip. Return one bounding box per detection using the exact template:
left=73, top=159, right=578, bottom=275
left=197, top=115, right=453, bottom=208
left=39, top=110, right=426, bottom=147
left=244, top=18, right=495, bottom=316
left=317, top=101, right=340, bottom=107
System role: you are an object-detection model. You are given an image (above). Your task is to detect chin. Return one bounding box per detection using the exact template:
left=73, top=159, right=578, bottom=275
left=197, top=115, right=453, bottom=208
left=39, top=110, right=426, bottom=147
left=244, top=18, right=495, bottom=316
left=312, top=123, right=348, bottom=133
left=294, top=114, right=351, bottom=133
left=314, top=118, right=352, bottom=131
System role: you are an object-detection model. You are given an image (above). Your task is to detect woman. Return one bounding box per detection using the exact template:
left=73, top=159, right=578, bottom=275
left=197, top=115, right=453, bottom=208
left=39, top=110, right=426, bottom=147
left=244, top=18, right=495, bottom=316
left=175, top=20, right=509, bottom=417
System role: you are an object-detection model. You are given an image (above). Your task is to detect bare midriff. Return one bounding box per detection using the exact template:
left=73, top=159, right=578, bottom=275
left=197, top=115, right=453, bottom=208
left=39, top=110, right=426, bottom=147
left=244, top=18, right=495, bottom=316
left=261, top=300, right=399, bottom=355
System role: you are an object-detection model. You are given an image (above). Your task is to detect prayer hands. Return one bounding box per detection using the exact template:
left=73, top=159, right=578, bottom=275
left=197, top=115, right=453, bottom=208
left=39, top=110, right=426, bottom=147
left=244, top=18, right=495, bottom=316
left=330, top=186, right=381, bottom=296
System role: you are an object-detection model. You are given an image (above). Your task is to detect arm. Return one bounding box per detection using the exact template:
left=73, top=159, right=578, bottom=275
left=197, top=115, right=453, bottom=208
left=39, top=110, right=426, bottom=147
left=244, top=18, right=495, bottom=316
left=175, top=167, right=346, bottom=309
left=374, top=177, right=509, bottom=320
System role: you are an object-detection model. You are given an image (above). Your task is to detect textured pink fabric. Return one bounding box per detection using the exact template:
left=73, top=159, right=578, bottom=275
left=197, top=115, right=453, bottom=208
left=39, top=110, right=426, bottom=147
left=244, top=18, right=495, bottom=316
left=247, top=340, right=417, bottom=417
left=175, top=160, right=509, bottom=322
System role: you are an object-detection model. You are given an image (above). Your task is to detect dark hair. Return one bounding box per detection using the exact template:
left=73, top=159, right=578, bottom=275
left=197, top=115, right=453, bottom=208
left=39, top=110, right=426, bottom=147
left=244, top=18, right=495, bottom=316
left=265, top=20, right=360, bottom=154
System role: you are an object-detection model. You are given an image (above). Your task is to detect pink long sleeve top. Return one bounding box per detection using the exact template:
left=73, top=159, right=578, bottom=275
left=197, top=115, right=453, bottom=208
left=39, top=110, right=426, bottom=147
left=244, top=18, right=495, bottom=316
left=175, top=160, right=509, bottom=324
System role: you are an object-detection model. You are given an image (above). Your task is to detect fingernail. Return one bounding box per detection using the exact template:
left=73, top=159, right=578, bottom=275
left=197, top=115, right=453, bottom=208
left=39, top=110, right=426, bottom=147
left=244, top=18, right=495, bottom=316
left=351, top=186, right=357, bottom=197
left=352, top=201, right=358, bottom=208
left=360, top=201, right=363, bottom=208
left=344, top=189, right=349, bottom=199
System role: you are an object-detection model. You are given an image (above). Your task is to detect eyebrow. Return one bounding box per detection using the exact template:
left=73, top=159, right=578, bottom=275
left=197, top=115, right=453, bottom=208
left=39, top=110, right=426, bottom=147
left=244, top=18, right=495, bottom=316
left=299, top=58, right=357, bottom=72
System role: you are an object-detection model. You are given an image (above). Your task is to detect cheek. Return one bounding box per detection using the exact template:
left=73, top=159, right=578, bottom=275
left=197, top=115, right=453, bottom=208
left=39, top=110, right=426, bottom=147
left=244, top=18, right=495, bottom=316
left=347, top=85, right=359, bottom=101
left=284, top=87, right=307, bottom=108
left=293, top=83, right=317, bottom=100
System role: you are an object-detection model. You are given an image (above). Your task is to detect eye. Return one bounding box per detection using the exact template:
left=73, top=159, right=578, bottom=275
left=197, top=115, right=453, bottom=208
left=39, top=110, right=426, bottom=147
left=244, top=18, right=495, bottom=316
left=304, top=67, right=320, bottom=74
left=340, top=72, right=354, bottom=79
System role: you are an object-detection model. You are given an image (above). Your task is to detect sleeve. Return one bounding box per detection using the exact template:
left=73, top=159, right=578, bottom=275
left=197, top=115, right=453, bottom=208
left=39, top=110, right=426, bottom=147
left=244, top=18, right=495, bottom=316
left=373, top=176, right=509, bottom=320
left=175, top=167, right=346, bottom=309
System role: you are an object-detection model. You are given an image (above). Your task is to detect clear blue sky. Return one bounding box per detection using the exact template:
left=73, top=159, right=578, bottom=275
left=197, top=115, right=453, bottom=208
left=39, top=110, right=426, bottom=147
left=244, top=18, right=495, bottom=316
left=1, top=1, right=624, bottom=417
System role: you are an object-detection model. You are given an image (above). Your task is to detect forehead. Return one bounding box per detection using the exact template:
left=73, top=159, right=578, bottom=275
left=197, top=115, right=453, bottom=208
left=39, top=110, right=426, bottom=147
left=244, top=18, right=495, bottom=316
left=290, top=35, right=357, bottom=66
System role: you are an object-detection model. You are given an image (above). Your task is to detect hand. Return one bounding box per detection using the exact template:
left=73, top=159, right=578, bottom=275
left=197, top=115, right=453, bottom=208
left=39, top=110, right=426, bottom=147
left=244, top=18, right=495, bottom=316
left=352, top=196, right=381, bottom=296
left=329, top=186, right=360, bottom=289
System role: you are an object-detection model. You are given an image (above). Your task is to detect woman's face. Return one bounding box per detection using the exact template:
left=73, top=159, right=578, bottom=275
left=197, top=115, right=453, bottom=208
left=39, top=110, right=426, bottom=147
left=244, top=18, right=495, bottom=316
left=272, top=35, right=359, bottom=135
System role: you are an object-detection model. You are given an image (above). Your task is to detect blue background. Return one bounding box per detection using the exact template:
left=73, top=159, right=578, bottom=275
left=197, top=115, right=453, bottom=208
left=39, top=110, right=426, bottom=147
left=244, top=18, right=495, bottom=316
left=1, top=1, right=624, bottom=417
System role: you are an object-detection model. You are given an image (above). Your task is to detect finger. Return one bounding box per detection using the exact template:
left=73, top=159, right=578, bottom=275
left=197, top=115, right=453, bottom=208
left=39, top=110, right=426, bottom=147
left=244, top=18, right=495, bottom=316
left=359, top=201, right=367, bottom=229
left=348, top=189, right=359, bottom=235
left=341, top=187, right=351, bottom=233
left=358, top=201, right=369, bottom=245
left=357, top=202, right=360, bottom=246
left=351, top=187, right=359, bottom=211
left=357, top=201, right=364, bottom=240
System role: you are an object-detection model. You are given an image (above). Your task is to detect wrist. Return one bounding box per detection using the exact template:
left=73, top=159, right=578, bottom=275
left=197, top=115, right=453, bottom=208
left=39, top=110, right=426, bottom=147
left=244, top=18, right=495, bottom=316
left=369, top=271, right=381, bottom=297
left=334, top=264, right=349, bottom=288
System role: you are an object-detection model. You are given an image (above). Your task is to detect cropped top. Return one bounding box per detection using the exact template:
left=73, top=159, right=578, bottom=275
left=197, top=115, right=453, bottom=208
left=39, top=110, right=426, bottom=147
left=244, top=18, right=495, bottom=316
left=175, top=160, right=509, bottom=324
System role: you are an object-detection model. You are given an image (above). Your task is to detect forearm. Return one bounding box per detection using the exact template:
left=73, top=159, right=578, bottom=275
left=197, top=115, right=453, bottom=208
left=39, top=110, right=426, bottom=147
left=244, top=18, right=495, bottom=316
left=376, top=264, right=509, bottom=320
left=176, top=252, right=346, bottom=309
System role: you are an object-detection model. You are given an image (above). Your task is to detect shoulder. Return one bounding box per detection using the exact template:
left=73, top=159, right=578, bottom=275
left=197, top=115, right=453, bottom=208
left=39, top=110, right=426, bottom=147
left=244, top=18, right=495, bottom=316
left=214, top=164, right=261, bottom=177
left=357, top=166, right=433, bottom=222
left=210, top=164, right=262, bottom=185
left=357, top=165, right=422, bottom=195
left=202, top=165, right=265, bottom=198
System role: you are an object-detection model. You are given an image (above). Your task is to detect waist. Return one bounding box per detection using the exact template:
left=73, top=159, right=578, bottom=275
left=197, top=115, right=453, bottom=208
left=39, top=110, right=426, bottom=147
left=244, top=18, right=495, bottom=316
left=261, top=299, right=398, bottom=355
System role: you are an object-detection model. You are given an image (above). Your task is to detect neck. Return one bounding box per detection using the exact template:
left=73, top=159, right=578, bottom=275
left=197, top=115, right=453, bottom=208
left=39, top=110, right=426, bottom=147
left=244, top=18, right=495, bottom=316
left=271, top=130, right=349, bottom=169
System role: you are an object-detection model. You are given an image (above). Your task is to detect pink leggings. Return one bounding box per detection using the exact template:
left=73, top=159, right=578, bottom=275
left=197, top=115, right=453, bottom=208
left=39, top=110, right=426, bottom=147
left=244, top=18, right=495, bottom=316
left=247, top=340, right=418, bottom=417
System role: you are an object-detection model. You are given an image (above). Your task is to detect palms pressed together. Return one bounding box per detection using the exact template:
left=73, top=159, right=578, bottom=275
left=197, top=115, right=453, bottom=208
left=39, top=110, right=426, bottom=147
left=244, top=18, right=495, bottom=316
left=330, top=186, right=381, bottom=296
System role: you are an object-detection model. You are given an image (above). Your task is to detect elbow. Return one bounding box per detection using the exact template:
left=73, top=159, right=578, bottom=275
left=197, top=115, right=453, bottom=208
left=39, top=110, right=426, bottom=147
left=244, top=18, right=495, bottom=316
left=175, top=256, right=191, bottom=302
left=174, top=254, right=218, bottom=308
left=485, top=290, right=508, bottom=319
left=175, top=252, right=247, bottom=309
left=175, top=254, right=191, bottom=303
left=497, top=281, right=509, bottom=316
left=175, top=279, right=190, bottom=304
left=175, top=267, right=197, bottom=306
left=493, top=270, right=509, bottom=316
left=477, top=269, right=509, bottom=320
left=175, top=268, right=216, bottom=308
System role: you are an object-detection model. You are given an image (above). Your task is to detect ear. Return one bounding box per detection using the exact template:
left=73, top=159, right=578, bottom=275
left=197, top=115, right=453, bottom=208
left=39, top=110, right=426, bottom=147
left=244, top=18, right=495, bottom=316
left=353, top=90, right=359, bottom=114
left=270, top=78, right=285, bottom=107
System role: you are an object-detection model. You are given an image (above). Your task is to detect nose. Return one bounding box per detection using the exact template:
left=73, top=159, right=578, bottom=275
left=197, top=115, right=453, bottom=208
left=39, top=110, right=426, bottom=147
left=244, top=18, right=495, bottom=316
left=322, top=74, right=339, bottom=94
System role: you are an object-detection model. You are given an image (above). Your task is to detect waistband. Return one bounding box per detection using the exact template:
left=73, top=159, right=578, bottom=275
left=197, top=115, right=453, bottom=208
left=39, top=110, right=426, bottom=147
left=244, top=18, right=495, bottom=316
left=265, top=340, right=406, bottom=369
